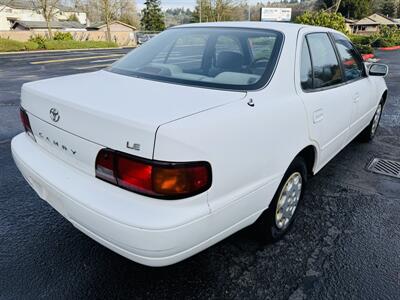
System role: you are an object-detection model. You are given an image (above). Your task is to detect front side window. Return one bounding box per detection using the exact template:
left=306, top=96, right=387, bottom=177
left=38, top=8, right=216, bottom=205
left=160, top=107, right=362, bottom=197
left=109, top=27, right=283, bottom=90
left=333, top=33, right=365, bottom=81
left=306, top=33, right=342, bottom=89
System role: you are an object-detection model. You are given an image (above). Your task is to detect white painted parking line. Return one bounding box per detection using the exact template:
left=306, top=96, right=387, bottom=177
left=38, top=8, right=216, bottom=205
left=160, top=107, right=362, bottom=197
left=90, top=58, right=119, bottom=63
left=11, top=52, right=112, bottom=61
left=73, top=64, right=111, bottom=70
left=30, top=54, right=123, bottom=65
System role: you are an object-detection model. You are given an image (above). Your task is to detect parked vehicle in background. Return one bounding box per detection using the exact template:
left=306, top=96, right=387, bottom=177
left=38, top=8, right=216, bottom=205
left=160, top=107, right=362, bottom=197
left=136, top=32, right=159, bottom=45
left=12, top=22, right=388, bottom=267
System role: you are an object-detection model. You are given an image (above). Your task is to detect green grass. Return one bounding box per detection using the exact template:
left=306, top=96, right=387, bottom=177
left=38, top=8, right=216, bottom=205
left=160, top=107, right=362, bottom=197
left=44, top=40, right=118, bottom=50
left=0, top=38, right=117, bottom=52
left=0, top=38, right=39, bottom=52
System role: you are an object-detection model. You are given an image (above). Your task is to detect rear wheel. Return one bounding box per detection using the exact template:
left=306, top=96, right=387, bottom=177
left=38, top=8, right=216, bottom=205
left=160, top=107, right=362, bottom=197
left=256, top=157, right=307, bottom=242
left=359, top=102, right=383, bottom=142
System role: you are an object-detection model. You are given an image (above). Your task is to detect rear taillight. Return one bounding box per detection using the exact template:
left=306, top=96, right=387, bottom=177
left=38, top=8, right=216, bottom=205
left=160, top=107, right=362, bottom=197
left=95, top=149, right=212, bottom=199
left=19, top=107, right=36, bottom=141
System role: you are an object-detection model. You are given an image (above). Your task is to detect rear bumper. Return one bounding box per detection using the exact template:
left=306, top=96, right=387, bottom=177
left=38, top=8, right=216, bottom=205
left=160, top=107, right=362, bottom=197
left=11, top=133, right=265, bottom=266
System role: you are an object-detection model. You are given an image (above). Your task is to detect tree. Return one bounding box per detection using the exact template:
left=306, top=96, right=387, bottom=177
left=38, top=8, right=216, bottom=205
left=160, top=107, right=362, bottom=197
left=141, top=0, right=165, bottom=31
left=67, top=13, right=79, bottom=22
left=295, top=11, right=348, bottom=33
left=32, top=0, right=60, bottom=39
left=118, top=0, right=140, bottom=28
left=73, top=0, right=138, bottom=29
left=339, top=0, right=372, bottom=19
left=0, top=0, right=13, bottom=12
left=398, top=0, right=400, bottom=17
left=97, top=0, right=137, bottom=42
left=164, top=8, right=193, bottom=27
left=379, top=0, right=396, bottom=17
left=192, top=0, right=242, bottom=23
left=317, top=0, right=372, bottom=19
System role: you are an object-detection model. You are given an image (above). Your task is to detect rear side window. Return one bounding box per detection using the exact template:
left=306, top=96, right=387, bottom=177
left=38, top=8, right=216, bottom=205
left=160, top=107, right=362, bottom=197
left=306, top=33, right=342, bottom=89
left=300, top=39, right=313, bottom=90
left=333, top=33, right=365, bottom=81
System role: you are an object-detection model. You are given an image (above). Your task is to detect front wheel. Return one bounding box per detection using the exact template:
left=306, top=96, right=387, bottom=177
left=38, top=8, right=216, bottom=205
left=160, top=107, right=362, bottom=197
left=359, top=103, right=383, bottom=142
left=255, top=157, right=307, bottom=242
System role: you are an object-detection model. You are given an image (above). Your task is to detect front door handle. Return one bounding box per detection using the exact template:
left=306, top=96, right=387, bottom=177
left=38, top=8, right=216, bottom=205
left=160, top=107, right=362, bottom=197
left=313, top=109, right=324, bottom=123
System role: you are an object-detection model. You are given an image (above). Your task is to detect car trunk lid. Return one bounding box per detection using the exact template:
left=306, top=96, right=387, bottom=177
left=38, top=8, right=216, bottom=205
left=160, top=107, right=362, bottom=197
left=21, top=70, right=245, bottom=168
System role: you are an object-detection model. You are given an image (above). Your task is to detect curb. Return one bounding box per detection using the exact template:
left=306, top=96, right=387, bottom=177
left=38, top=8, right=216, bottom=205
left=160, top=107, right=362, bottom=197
left=362, top=53, right=375, bottom=60
left=0, top=46, right=135, bottom=55
left=378, top=45, right=400, bottom=51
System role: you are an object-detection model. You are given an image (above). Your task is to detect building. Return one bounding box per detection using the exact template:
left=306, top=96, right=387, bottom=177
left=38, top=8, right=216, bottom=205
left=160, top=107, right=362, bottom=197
left=0, top=0, right=87, bottom=31
left=344, top=18, right=356, bottom=33
left=11, top=20, right=86, bottom=31
left=86, top=21, right=136, bottom=32
left=351, top=13, right=399, bottom=35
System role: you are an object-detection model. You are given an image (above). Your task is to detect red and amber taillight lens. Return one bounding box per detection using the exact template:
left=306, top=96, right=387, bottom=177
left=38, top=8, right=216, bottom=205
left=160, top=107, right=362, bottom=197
left=95, top=149, right=212, bottom=199
left=19, top=107, right=36, bottom=141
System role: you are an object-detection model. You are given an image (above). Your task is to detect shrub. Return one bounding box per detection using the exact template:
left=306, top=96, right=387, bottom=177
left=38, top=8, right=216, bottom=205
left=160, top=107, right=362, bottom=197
left=29, top=35, right=47, bottom=49
left=354, top=44, right=374, bottom=55
left=348, top=34, right=373, bottom=45
left=295, top=11, right=348, bottom=34
left=53, top=31, right=73, bottom=41
left=371, top=26, right=400, bottom=47
left=24, top=41, right=39, bottom=51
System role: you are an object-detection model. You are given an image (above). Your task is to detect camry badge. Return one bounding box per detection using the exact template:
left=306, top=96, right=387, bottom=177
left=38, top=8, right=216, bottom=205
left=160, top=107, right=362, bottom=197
left=49, top=108, right=60, bottom=122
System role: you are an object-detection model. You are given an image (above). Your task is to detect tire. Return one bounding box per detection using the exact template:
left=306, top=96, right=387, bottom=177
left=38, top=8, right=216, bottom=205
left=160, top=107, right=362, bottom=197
left=359, top=102, right=383, bottom=142
left=255, top=157, right=307, bottom=243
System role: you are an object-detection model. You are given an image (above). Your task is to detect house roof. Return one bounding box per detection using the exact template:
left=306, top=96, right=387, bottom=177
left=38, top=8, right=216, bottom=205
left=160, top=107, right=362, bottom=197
left=0, top=0, right=80, bottom=12
left=344, top=18, right=356, bottom=23
left=0, top=0, right=34, bottom=10
left=86, top=21, right=136, bottom=30
left=11, top=20, right=85, bottom=29
left=354, top=13, right=398, bottom=26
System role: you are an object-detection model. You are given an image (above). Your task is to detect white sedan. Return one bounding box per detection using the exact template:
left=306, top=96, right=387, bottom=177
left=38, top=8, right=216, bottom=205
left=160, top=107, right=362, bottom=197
left=12, top=22, right=388, bottom=266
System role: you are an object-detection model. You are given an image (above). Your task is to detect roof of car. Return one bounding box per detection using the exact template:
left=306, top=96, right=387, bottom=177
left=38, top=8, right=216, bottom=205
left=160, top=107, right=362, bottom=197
left=175, top=21, right=334, bottom=35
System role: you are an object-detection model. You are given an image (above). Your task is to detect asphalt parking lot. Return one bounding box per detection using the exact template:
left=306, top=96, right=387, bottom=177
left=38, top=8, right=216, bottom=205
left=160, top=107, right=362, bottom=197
left=0, top=49, right=399, bottom=299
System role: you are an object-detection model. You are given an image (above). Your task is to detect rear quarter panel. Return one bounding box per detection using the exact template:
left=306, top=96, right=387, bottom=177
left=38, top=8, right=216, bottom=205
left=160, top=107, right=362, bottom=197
left=154, top=29, right=313, bottom=219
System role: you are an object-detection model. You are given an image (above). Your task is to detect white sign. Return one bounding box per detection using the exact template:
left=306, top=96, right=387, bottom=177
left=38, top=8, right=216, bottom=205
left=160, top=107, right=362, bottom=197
left=260, top=8, right=292, bottom=22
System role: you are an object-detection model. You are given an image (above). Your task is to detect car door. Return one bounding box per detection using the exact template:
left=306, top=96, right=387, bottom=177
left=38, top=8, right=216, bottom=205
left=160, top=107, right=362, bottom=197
left=296, top=31, right=353, bottom=169
left=331, top=33, right=374, bottom=141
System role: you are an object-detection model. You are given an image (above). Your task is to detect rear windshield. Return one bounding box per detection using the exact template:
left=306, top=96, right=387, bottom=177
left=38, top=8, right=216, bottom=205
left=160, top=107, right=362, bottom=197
left=109, top=27, right=284, bottom=90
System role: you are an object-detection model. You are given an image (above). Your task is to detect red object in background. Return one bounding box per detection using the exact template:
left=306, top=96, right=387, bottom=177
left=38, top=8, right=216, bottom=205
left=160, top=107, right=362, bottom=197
left=362, top=54, right=375, bottom=61
left=378, top=46, right=400, bottom=51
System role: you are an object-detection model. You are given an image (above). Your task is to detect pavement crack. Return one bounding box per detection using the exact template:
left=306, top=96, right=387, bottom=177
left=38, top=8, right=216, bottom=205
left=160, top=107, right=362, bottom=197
left=0, top=103, right=19, bottom=107
left=0, top=139, right=11, bottom=144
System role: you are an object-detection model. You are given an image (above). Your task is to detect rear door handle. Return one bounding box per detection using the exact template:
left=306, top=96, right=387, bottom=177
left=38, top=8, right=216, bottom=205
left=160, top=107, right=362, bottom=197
left=313, top=109, right=324, bottom=123
left=353, top=92, right=360, bottom=103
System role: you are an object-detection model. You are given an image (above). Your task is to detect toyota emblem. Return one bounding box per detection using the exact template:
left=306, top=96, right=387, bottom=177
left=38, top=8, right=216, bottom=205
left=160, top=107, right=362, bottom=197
left=49, top=108, right=60, bottom=122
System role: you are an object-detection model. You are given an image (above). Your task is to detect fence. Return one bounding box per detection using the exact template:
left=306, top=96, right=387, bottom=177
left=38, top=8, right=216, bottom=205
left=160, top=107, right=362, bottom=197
left=0, top=30, right=137, bottom=47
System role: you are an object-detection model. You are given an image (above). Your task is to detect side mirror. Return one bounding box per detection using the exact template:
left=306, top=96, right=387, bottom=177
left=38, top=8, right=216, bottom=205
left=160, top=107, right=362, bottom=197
left=369, top=63, right=388, bottom=77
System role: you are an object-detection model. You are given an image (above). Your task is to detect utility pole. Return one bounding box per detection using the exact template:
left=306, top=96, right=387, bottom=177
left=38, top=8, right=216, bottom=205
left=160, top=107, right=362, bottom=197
left=248, top=0, right=251, bottom=21
left=199, top=0, right=202, bottom=22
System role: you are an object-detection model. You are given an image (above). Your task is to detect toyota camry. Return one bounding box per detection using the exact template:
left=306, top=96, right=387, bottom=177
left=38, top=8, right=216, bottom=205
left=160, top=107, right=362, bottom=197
left=12, top=22, right=388, bottom=266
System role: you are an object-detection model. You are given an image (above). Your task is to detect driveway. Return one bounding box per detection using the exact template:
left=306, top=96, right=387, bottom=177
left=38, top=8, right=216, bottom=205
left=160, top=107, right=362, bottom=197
left=0, top=49, right=399, bottom=299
